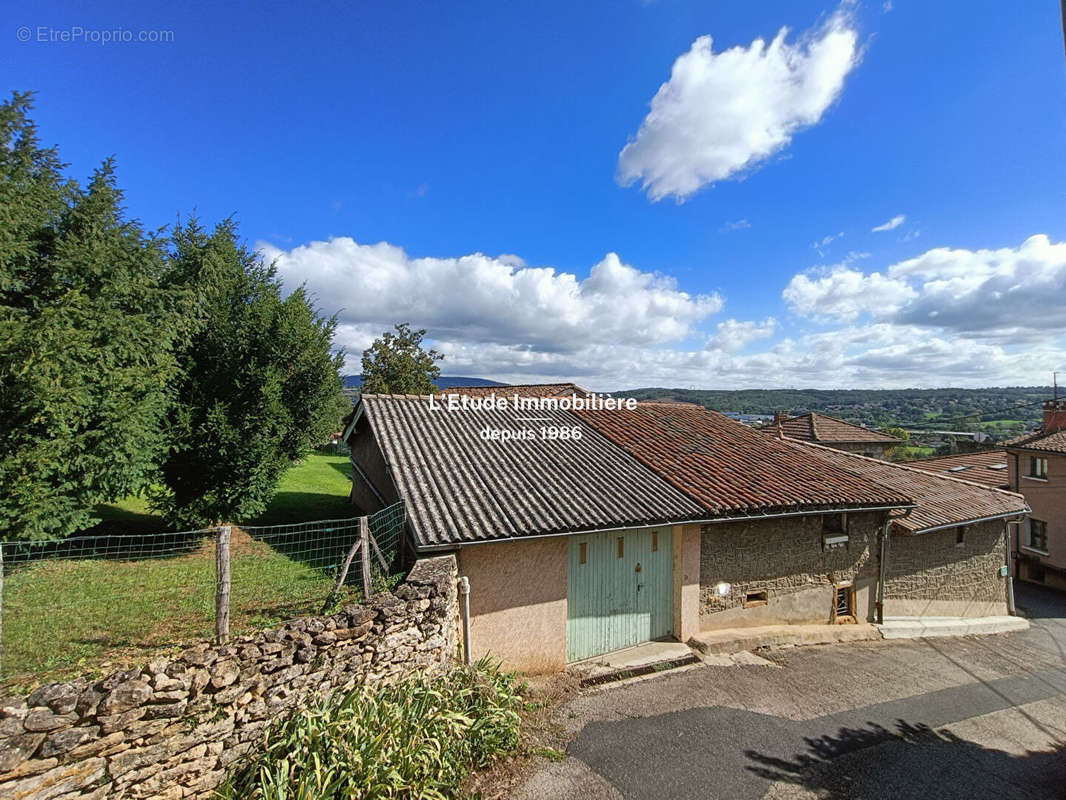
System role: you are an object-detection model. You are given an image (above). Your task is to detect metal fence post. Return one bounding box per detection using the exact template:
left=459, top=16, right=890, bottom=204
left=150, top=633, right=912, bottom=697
left=215, top=526, right=231, bottom=645
left=359, top=515, right=372, bottom=600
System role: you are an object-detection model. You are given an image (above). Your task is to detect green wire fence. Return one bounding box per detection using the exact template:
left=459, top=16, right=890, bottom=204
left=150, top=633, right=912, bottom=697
left=0, top=502, right=406, bottom=685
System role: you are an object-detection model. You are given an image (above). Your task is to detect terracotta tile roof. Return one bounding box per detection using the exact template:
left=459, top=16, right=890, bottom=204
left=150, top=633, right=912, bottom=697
left=358, top=394, right=703, bottom=546
left=440, top=382, right=587, bottom=398
left=901, top=450, right=1010, bottom=489
left=575, top=403, right=912, bottom=516
left=1004, top=427, right=1066, bottom=455
left=773, top=412, right=902, bottom=445
left=794, top=442, right=1028, bottom=533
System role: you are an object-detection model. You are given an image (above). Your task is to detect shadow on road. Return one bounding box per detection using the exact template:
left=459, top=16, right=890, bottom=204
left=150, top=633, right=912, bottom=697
left=746, top=720, right=1066, bottom=800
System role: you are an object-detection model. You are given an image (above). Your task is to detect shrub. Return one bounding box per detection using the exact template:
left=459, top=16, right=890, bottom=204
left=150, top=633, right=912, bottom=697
left=220, top=659, right=523, bottom=799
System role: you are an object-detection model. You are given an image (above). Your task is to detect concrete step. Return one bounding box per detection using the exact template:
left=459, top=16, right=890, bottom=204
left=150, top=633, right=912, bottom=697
left=570, top=640, right=701, bottom=687
left=877, top=615, right=1029, bottom=639
left=688, top=623, right=881, bottom=655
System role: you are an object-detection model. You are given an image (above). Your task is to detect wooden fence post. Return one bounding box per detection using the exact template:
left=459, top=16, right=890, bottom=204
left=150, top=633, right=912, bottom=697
left=360, top=516, right=373, bottom=600
left=0, top=544, right=5, bottom=678
left=215, top=526, right=231, bottom=645
left=324, top=519, right=364, bottom=612
left=369, top=531, right=389, bottom=572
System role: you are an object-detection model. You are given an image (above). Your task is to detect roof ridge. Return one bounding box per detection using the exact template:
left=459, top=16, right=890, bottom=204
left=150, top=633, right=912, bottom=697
left=903, top=450, right=1007, bottom=464
left=634, top=400, right=703, bottom=408
left=789, top=438, right=1026, bottom=499
left=444, top=381, right=583, bottom=389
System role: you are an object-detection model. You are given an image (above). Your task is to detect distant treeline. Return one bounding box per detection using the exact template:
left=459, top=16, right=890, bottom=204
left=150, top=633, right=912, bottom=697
left=614, top=387, right=1054, bottom=430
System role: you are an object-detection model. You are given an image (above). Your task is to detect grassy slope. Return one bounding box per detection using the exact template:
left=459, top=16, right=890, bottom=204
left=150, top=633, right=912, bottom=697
left=249, top=452, right=354, bottom=525
left=1, top=532, right=352, bottom=686
left=92, top=452, right=354, bottom=531
left=3, top=454, right=357, bottom=687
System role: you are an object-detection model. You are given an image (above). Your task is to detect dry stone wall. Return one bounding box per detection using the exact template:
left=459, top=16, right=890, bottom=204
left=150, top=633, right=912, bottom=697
left=0, top=555, right=458, bottom=800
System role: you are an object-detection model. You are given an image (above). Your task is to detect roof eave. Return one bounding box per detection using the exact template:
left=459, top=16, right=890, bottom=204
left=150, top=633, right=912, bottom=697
left=412, top=501, right=917, bottom=552
left=896, top=507, right=1031, bottom=536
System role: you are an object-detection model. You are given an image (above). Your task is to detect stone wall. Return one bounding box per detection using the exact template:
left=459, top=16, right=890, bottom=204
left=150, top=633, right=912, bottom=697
left=0, top=555, right=458, bottom=800
left=884, top=521, right=1008, bottom=616
left=699, top=512, right=883, bottom=627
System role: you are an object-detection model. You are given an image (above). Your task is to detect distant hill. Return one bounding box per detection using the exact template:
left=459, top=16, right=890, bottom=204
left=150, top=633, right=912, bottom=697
left=342, top=376, right=505, bottom=390
left=613, top=386, right=1053, bottom=434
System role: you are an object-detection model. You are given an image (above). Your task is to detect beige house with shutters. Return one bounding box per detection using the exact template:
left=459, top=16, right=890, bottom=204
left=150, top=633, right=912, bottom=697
left=1006, top=400, right=1066, bottom=591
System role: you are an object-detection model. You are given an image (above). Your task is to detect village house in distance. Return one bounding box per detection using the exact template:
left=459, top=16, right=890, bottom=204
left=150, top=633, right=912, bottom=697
left=903, top=450, right=1011, bottom=489
left=1005, top=399, right=1066, bottom=591
left=343, top=385, right=1028, bottom=671
left=766, top=411, right=903, bottom=459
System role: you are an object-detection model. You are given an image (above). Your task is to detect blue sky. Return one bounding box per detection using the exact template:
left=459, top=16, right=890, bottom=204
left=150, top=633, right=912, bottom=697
left=7, top=0, right=1066, bottom=389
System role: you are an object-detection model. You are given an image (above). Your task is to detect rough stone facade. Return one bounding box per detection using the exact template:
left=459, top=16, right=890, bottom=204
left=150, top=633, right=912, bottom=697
left=884, top=521, right=1008, bottom=615
left=822, top=441, right=894, bottom=460
left=699, top=512, right=883, bottom=626
left=0, top=555, right=458, bottom=800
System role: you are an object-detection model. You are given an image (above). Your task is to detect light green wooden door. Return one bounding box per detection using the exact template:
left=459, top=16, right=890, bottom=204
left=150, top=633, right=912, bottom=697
left=566, top=528, right=673, bottom=662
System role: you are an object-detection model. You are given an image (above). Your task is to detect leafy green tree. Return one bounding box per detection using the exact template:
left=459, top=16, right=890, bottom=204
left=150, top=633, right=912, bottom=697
left=884, top=427, right=910, bottom=443
left=153, top=219, right=347, bottom=527
left=361, top=323, right=442, bottom=395
left=0, top=92, right=184, bottom=540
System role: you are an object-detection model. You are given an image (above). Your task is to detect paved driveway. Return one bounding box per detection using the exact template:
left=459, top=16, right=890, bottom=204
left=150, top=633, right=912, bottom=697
left=518, top=584, right=1066, bottom=800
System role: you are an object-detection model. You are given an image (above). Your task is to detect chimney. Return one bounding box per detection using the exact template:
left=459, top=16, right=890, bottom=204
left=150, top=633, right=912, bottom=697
left=773, top=411, right=789, bottom=425
left=1043, top=399, right=1066, bottom=433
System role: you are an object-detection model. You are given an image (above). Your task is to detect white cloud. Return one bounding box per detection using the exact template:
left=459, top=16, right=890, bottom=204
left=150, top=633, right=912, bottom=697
left=812, top=231, right=845, bottom=256
left=259, top=237, right=723, bottom=357
left=617, top=9, right=860, bottom=202
left=872, top=214, right=905, bottom=232
left=783, top=234, right=1066, bottom=342
left=260, top=233, right=1066, bottom=391
left=707, top=318, right=777, bottom=351
left=720, top=219, right=751, bottom=232
left=433, top=323, right=1065, bottom=391
left=783, top=267, right=914, bottom=321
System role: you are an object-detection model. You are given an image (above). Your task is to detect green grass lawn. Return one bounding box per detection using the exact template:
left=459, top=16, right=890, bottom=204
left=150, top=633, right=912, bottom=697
left=888, top=445, right=937, bottom=461
left=2, top=453, right=358, bottom=688
left=91, top=452, right=355, bottom=532
left=250, top=452, right=355, bottom=525
left=1, top=532, right=355, bottom=688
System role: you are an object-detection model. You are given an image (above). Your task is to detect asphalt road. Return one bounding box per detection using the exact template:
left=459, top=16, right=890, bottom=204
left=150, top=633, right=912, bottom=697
left=518, top=584, right=1066, bottom=800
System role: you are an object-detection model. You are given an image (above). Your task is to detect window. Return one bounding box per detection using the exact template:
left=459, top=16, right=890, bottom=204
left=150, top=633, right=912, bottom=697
left=578, top=542, right=587, bottom=565
left=617, top=537, right=624, bottom=558
left=955, top=526, right=966, bottom=547
left=1027, top=518, right=1049, bottom=552
left=822, top=513, right=849, bottom=550
left=1028, top=457, right=1048, bottom=480
left=651, top=531, right=658, bottom=552
left=743, top=589, right=768, bottom=607
left=822, top=513, right=846, bottom=535
left=833, top=584, right=855, bottom=621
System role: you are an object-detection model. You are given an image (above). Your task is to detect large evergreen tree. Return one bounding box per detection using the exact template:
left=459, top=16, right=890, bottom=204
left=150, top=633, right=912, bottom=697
left=0, top=93, right=184, bottom=540
left=153, top=219, right=347, bottom=528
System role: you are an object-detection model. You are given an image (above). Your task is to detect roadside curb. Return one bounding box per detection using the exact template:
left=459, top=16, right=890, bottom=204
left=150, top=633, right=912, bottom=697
left=877, top=615, right=1030, bottom=639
